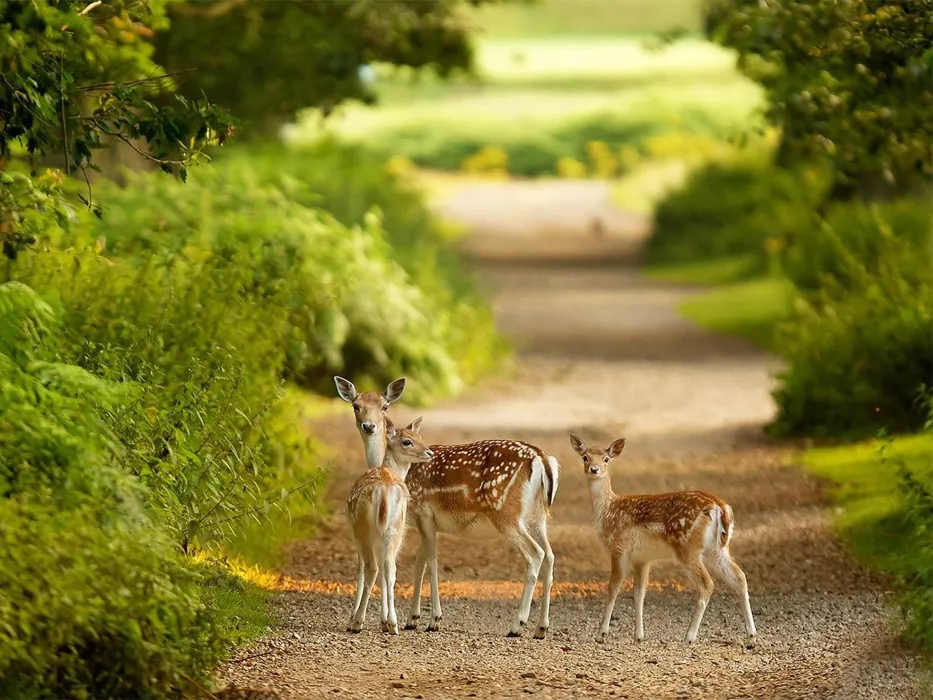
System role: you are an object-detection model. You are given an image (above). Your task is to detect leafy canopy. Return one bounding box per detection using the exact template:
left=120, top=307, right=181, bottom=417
left=705, top=0, right=933, bottom=198
left=153, top=0, right=525, bottom=133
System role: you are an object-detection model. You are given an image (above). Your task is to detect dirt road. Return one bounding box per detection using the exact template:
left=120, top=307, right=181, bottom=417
left=219, top=181, right=922, bottom=699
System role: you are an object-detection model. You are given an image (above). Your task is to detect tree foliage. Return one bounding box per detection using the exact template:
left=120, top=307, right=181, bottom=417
left=153, top=0, right=521, bottom=132
left=0, top=0, right=234, bottom=258
left=705, top=0, right=933, bottom=199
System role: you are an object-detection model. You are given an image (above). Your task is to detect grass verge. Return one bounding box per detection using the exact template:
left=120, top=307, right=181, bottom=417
left=802, top=434, right=933, bottom=577
left=674, top=274, right=792, bottom=350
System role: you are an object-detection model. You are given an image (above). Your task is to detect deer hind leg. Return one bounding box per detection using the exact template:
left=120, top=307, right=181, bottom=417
left=503, top=519, right=545, bottom=637
left=711, top=548, right=757, bottom=642
left=381, top=527, right=404, bottom=635
left=632, top=561, right=651, bottom=642
left=351, top=555, right=365, bottom=619
left=349, top=546, right=379, bottom=633
left=597, top=552, right=629, bottom=643
left=528, top=514, right=555, bottom=640
left=682, top=555, right=715, bottom=644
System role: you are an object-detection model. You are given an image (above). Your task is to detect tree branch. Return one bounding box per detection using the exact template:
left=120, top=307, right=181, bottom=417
left=77, top=68, right=197, bottom=93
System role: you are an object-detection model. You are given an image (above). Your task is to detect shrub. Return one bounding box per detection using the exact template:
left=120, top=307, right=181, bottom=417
left=771, top=270, right=933, bottom=440
left=780, top=198, right=933, bottom=297
left=0, top=499, right=226, bottom=699
left=0, top=284, right=233, bottom=697
left=81, top=149, right=503, bottom=402
left=646, top=154, right=826, bottom=270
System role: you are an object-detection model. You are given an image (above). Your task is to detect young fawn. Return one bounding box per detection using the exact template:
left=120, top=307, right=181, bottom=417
left=334, top=376, right=407, bottom=468
left=346, top=417, right=433, bottom=634
left=334, top=375, right=559, bottom=638
left=570, top=433, right=757, bottom=645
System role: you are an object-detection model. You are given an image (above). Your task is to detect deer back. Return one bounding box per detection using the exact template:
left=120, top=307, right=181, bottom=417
left=406, top=440, right=547, bottom=520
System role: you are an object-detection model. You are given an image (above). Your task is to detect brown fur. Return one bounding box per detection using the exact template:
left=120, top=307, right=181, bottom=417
left=570, top=432, right=756, bottom=644
left=406, top=440, right=549, bottom=528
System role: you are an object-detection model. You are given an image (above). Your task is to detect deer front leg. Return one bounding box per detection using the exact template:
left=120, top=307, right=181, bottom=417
left=633, top=561, right=651, bottom=642
left=597, top=553, right=628, bottom=643
left=349, top=554, right=379, bottom=634
left=419, top=518, right=443, bottom=632
left=406, top=536, right=428, bottom=630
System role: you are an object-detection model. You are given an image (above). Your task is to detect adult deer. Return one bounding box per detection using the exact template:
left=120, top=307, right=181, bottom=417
left=346, top=417, right=433, bottom=634
left=569, top=433, right=756, bottom=645
left=334, top=376, right=407, bottom=468
left=333, top=375, right=560, bottom=639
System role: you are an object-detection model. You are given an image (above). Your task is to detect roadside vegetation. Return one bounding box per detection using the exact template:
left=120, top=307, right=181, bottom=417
left=641, top=0, right=933, bottom=655
left=1, top=1, right=505, bottom=695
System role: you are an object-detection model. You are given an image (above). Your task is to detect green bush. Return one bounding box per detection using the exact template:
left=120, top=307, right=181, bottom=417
left=0, top=284, right=236, bottom=697
left=82, top=152, right=502, bottom=402
left=9, top=245, right=315, bottom=550
left=771, top=269, right=933, bottom=440
left=780, top=198, right=933, bottom=297
left=0, top=499, right=227, bottom=699
left=645, top=155, right=825, bottom=270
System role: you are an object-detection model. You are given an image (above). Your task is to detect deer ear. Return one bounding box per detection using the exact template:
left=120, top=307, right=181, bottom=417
left=385, top=417, right=397, bottom=440
left=607, top=438, right=626, bottom=459
left=407, top=416, right=423, bottom=434
left=334, top=376, right=357, bottom=402
left=385, top=377, right=406, bottom=404
left=569, top=433, right=587, bottom=456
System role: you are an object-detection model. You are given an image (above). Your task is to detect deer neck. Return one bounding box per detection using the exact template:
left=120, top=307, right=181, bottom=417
left=588, top=476, right=615, bottom=530
left=362, top=431, right=386, bottom=469
left=382, top=451, right=411, bottom=480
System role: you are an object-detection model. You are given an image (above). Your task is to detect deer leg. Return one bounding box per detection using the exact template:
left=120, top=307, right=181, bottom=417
left=351, top=555, right=365, bottom=619
left=349, top=548, right=379, bottom=633
left=683, top=556, right=715, bottom=644
left=712, top=549, right=757, bottom=642
left=505, top=521, right=545, bottom=637
left=406, top=536, right=428, bottom=630
left=597, top=553, right=629, bottom=643
left=633, top=561, right=651, bottom=642
left=379, top=563, right=390, bottom=633
left=419, top=518, right=443, bottom=632
left=529, top=515, right=555, bottom=640
left=382, top=531, right=402, bottom=635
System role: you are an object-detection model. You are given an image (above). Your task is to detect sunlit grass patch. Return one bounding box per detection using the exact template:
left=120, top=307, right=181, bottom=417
left=802, top=434, right=933, bottom=579
left=646, top=255, right=763, bottom=286
left=678, top=277, right=793, bottom=350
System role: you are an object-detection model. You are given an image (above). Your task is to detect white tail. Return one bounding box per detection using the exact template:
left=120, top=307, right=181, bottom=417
left=404, top=440, right=560, bottom=639
left=345, top=418, right=432, bottom=635
left=570, top=433, right=756, bottom=645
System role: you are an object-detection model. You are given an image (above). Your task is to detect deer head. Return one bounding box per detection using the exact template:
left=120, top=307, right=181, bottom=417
left=569, top=433, right=626, bottom=480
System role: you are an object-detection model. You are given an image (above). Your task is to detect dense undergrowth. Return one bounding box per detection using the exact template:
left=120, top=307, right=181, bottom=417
left=646, top=143, right=933, bottom=652
left=1, top=139, right=502, bottom=695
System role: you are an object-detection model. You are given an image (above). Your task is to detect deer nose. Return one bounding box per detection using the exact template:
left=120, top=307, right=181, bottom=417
left=424, top=449, right=434, bottom=459
left=360, top=422, right=376, bottom=435
left=588, top=465, right=600, bottom=475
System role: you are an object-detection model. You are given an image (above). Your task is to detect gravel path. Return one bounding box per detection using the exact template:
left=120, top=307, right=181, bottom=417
left=217, top=181, right=923, bottom=699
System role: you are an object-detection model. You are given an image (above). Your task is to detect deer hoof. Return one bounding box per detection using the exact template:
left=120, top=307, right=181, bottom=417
left=533, top=626, right=548, bottom=640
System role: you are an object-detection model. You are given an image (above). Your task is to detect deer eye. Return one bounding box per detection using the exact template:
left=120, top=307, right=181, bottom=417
left=604, top=457, right=610, bottom=464
left=352, top=404, right=360, bottom=413
left=582, top=455, right=588, bottom=463
left=382, top=404, right=389, bottom=412
left=402, top=439, right=412, bottom=447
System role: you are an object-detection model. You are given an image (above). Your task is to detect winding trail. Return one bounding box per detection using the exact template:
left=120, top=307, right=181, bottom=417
left=219, top=181, right=922, bottom=699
